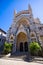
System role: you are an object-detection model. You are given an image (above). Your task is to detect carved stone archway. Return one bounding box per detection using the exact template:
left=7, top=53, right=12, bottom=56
left=16, top=17, right=30, bottom=29
left=16, top=32, right=28, bottom=52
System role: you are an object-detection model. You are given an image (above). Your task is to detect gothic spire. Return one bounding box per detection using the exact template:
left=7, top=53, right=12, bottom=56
left=28, top=4, right=32, bottom=14
left=14, top=9, right=16, bottom=17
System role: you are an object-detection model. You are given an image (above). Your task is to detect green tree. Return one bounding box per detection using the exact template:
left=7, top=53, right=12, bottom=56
left=4, top=42, right=12, bottom=54
left=29, top=42, right=41, bottom=56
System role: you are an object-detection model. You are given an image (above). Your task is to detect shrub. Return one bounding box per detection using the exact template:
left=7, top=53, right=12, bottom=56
left=4, top=42, right=12, bottom=54
left=29, top=42, right=41, bottom=56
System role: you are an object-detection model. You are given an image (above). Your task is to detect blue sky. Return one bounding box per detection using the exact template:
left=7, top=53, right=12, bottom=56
left=0, top=0, right=43, bottom=32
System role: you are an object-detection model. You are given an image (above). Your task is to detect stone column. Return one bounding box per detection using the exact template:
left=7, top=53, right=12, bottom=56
left=11, top=37, right=16, bottom=55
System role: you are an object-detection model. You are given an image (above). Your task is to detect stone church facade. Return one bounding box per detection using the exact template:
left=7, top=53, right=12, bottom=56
left=6, top=5, right=43, bottom=54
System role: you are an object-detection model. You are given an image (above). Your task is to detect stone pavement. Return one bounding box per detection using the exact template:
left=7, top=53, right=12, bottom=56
left=0, top=58, right=43, bottom=65
left=0, top=53, right=43, bottom=65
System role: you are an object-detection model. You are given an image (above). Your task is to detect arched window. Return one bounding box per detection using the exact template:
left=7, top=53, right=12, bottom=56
left=40, top=35, right=43, bottom=42
left=31, top=33, right=35, bottom=37
left=30, top=32, right=36, bottom=42
left=10, top=34, right=14, bottom=41
left=30, top=32, right=36, bottom=37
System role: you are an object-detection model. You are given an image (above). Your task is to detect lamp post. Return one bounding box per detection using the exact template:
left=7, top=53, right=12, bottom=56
left=24, top=26, right=31, bottom=61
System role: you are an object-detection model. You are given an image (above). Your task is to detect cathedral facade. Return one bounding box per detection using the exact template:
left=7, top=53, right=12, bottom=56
left=7, top=5, right=43, bottom=54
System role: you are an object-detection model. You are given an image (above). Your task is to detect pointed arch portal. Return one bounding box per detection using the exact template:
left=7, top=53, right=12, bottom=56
left=16, top=32, right=28, bottom=52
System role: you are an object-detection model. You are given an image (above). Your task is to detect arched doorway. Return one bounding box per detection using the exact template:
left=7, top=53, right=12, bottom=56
left=16, top=32, right=28, bottom=52
left=24, top=42, right=28, bottom=52
left=20, top=42, right=23, bottom=52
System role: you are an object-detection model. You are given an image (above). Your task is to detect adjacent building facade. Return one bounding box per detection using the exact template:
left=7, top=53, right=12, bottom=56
left=0, top=28, right=6, bottom=54
left=6, top=5, right=43, bottom=54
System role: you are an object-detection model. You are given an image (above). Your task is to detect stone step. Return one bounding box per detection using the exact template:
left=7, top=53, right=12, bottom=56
left=11, top=52, right=28, bottom=56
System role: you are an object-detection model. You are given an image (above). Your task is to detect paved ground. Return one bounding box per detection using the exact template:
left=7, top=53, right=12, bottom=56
left=0, top=54, right=43, bottom=65
left=0, top=58, right=43, bottom=65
